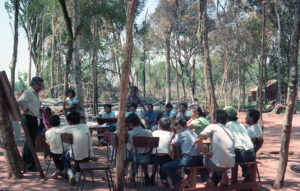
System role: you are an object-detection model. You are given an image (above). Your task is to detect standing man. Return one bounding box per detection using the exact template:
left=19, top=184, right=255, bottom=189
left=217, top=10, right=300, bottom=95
left=126, top=86, right=147, bottom=112
left=18, top=77, right=44, bottom=171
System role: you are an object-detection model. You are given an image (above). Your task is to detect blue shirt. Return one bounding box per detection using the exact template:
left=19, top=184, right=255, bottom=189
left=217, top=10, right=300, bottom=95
left=172, top=128, right=201, bottom=156
left=176, top=110, right=191, bottom=118
left=101, top=112, right=116, bottom=127
left=143, top=111, right=158, bottom=125
left=163, top=110, right=177, bottom=119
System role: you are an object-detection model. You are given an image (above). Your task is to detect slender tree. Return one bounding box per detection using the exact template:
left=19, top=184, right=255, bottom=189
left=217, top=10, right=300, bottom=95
left=274, top=0, right=300, bottom=188
left=9, top=0, right=19, bottom=91
left=275, top=0, right=282, bottom=104
left=115, top=0, right=137, bottom=190
left=259, top=1, right=265, bottom=130
left=197, top=0, right=218, bottom=118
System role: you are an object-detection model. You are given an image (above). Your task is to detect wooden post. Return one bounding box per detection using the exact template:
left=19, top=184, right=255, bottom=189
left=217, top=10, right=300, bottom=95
left=274, top=0, right=300, bottom=188
left=0, top=71, right=44, bottom=178
left=115, top=1, right=137, bottom=190
left=259, top=1, right=265, bottom=130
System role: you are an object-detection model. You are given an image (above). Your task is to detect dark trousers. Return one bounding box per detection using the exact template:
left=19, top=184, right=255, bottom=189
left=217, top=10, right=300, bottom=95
left=22, top=115, right=38, bottom=171
left=50, top=152, right=64, bottom=171
left=62, top=152, right=89, bottom=173
left=162, top=154, right=203, bottom=185
left=151, top=155, right=172, bottom=180
left=235, top=148, right=256, bottom=177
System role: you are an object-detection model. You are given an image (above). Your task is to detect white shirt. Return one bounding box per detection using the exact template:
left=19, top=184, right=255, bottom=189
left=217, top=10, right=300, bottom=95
left=55, top=124, right=94, bottom=160
left=126, top=126, right=152, bottom=153
left=45, top=126, right=67, bottom=154
left=152, top=130, right=174, bottom=155
left=200, top=123, right=235, bottom=168
left=17, top=87, right=40, bottom=117
left=246, top=123, right=263, bottom=139
left=226, top=121, right=254, bottom=150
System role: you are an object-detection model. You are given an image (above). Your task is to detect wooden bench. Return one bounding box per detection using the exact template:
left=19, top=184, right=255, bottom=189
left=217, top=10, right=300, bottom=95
left=185, top=161, right=261, bottom=191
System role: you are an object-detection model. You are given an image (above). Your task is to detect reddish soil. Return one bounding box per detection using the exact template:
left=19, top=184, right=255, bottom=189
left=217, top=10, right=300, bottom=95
left=0, top=113, right=299, bottom=191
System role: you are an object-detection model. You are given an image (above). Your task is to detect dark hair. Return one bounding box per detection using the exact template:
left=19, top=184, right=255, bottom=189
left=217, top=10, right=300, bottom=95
left=125, top=113, right=141, bottom=126
left=104, top=104, right=112, bottom=109
left=44, top=107, right=53, bottom=116
left=165, top=103, right=173, bottom=109
left=147, top=103, right=153, bottom=107
left=180, top=102, right=188, bottom=108
left=66, top=88, right=76, bottom=97
left=66, top=111, right=81, bottom=124
left=159, top=117, right=171, bottom=131
left=191, top=106, right=205, bottom=117
left=227, top=116, right=238, bottom=121
left=248, top=109, right=260, bottom=123
left=173, top=118, right=187, bottom=127
left=49, top=115, right=60, bottom=127
left=131, top=86, right=138, bottom=91
left=30, top=77, right=43, bottom=86
left=213, top=110, right=227, bottom=125
left=129, top=103, right=138, bottom=109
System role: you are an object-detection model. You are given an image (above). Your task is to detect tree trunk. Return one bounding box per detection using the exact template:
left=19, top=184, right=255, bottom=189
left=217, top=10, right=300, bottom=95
left=143, top=44, right=146, bottom=97
left=275, top=0, right=282, bottom=104
left=259, top=2, right=265, bottom=130
left=190, top=58, right=196, bottom=101
left=92, top=17, right=98, bottom=116
left=165, top=33, right=171, bottom=104
left=274, top=1, right=300, bottom=188
left=235, top=3, right=241, bottom=111
left=72, top=0, right=84, bottom=109
left=116, top=1, right=137, bottom=190
left=176, top=61, right=180, bottom=102
left=50, top=11, right=56, bottom=98
left=0, top=84, right=24, bottom=178
left=198, top=0, right=218, bottom=119
left=9, top=0, right=19, bottom=91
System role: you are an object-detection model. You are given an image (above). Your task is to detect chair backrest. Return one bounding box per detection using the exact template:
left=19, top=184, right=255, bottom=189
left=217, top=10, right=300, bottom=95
left=132, top=136, right=159, bottom=149
left=252, top=137, right=264, bottom=152
left=97, top=117, right=118, bottom=125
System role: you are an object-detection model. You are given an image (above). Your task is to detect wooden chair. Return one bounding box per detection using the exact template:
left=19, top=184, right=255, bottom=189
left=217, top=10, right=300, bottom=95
left=132, top=136, right=159, bottom=184
left=96, top=118, right=117, bottom=125
left=77, top=133, right=117, bottom=191
left=252, top=137, right=264, bottom=182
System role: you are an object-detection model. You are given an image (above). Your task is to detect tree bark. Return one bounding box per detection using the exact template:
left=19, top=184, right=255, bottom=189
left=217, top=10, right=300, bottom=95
left=116, top=0, right=137, bottom=190
left=165, top=33, right=171, bottom=104
left=259, top=1, right=265, bottom=130
left=91, top=17, right=98, bottom=116
left=0, top=84, right=24, bottom=178
left=235, top=3, right=241, bottom=111
left=191, top=58, right=196, bottom=101
left=9, top=0, right=19, bottom=91
left=50, top=10, right=56, bottom=98
left=274, top=1, right=300, bottom=188
left=73, top=0, right=84, bottom=109
left=275, top=0, right=282, bottom=104
left=198, top=0, right=218, bottom=119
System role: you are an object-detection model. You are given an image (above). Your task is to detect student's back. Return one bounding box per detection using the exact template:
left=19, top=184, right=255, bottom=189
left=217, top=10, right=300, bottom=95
left=226, top=121, right=253, bottom=150
left=152, top=129, right=174, bottom=155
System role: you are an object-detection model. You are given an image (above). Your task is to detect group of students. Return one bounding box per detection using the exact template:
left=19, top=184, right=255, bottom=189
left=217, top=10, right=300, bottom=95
left=124, top=102, right=262, bottom=190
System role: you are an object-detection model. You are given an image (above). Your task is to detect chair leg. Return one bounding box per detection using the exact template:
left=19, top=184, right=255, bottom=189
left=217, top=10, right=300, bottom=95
left=256, top=164, right=261, bottom=182
left=90, top=170, right=95, bottom=184
left=108, top=170, right=115, bottom=191
left=105, top=170, right=112, bottom=191
left=45, top=159, right=51, bottom=176
left=76, top=170, right=82, bottom=191
left=81, top=170, right=87, bottom=191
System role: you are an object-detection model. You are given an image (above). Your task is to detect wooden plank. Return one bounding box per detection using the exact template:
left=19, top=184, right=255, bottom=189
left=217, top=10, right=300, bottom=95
left=183, top=182, right=262, bottom=191
left=0, top=71, right=44, bottom=178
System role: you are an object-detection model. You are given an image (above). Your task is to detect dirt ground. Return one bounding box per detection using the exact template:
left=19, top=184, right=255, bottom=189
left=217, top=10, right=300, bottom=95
left=0, top=112, right=299, bottom=191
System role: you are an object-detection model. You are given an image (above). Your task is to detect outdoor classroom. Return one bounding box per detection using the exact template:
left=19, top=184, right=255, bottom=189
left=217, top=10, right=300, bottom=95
left=0, top=0, right=300, bottom=191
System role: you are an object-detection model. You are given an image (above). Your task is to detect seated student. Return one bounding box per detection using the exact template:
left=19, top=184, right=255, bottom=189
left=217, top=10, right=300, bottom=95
left=55, top=111, right=95, bottom=185
left=224, top=106, right=255, bottom=182
left=143, top=103, right=158, bottom=131
left=176, top=103, right=191, bottom=120
left=45, top=115, right=66, bottom=179
left=43, top=107, right=53, bottom=130
left=187, top=106, right=210, bottom=135
left=126, top=113, right=153, bottom=186
left=151, top=118, right=174, bottom=186
left=162, top=118, right=203, bottom=190
left=126, top=103, right=142, bottom=119
left=196, top=110, right=235, bottom=186
left=97, top=104, right=117, bottom=144
left=246, top=109, right=263, bottom=139
left=163, top=103, right=177, bottom=119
